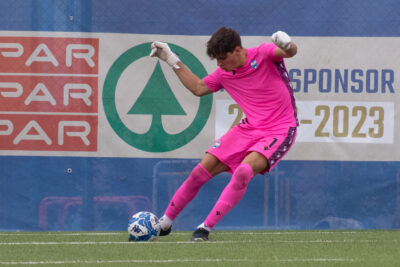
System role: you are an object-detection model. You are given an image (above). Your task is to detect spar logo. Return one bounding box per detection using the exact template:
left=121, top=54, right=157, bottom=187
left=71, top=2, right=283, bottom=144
left=103, top=43, right=212, bottom=152
left=0, top=36, right=99, bottom=151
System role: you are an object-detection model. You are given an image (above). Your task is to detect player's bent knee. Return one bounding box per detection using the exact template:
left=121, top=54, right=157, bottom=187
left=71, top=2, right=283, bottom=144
left=231, top=176, right=247, bottom=191
left=231, top=164, right=253, bottom=190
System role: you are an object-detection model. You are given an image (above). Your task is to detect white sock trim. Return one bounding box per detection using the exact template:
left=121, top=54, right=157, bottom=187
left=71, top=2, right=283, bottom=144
left=159, top=215, right=173, bottom=231
left=197, top=222, right=211, bottom=232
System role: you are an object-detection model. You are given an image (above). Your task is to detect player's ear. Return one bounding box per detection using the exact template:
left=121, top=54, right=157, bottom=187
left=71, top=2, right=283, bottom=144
left=234, top=46, right=242, bottom=53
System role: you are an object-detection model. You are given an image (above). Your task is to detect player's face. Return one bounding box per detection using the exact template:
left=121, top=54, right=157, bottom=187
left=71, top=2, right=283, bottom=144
left=216, top=47, right=242, bottom=72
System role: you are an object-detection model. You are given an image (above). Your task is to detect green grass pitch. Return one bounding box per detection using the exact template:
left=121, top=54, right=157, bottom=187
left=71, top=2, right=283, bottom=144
left=0, top=230, right=399, bottom=266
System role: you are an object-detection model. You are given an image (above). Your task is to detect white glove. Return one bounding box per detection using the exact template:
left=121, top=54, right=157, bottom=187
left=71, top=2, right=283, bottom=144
left=149, top=41, right=180, bottom=69
left=271, top=31, right=292, bottom=50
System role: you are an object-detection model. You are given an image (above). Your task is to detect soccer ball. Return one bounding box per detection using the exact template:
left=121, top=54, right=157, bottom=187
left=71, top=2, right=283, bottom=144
left=128, top=211, right=161, bottom=241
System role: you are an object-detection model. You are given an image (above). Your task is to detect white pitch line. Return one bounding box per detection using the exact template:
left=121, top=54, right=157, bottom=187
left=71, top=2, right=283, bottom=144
left=279, top=239, right=381, bottom=243
left=0, top=231, right=360, bottom=236
left=2, top=241, right=235, bottom=245
left=275, top=258, right=360, bottom=263
left=0, top=239, right=395, bottom=245
left=0, top=233, right=121, bottom=236
left=0, top=258, right=359, bottom=265
left=195, top=231, right=361, bottom=235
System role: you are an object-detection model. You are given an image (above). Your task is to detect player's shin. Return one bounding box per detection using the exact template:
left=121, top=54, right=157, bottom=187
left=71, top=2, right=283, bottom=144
left=204, top=163, right=253, bottom=228
left=163, top=163, right=213, bottom=224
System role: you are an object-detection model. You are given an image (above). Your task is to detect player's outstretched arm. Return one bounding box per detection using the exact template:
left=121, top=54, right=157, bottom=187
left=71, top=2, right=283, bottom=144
left=150, top=41, right=212, bottom=97
left=271, top=31, right=297, bottom=58
left=173, top=62, right=213, bottom=96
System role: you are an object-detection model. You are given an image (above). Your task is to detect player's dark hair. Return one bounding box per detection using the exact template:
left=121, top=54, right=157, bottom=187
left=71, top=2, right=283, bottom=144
left=206, top=27, right=242, bottom=59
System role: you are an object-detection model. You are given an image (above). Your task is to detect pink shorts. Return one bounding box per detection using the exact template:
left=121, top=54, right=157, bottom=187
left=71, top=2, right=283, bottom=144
left=206, top=125, right=297, bottom=174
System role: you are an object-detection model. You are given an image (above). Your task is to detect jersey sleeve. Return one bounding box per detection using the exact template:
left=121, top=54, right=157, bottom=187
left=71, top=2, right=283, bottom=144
left=203, top=68, right=223, bottom=92
left=260, top=42, right=283, bottom=62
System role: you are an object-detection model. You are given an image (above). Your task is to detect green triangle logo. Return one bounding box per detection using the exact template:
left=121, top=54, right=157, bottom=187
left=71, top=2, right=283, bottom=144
left=128, top=61, right=186, bottom=116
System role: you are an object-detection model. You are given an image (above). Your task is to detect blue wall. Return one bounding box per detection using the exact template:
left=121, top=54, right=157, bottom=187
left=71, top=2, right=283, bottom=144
left=1, top=156, right=399, bottom=230
left=1, top=0, right=400, bottom=36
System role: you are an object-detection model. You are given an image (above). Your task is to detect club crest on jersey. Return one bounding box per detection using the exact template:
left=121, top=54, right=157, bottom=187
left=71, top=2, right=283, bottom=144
left=251, top=59, right=258, bottom=69
left=212, top=140, right=221, bottom=149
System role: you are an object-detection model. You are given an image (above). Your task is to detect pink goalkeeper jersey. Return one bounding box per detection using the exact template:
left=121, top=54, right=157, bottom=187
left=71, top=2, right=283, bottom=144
left=204, top=43, right=298, bottom=131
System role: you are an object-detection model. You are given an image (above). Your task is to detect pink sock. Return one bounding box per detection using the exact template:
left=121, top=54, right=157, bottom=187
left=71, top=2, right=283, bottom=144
left=165, top=164, right=213, bottom=220
left=204, top=163, right=254, bottom=229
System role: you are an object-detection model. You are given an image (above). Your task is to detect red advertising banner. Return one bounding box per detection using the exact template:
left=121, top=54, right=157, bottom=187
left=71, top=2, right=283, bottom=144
left=0, top=114, right=97, bottom=151
left=0, top=75, right=98, bottom=113
left=0, top=37, right=98, bottom=74
left=0, top=36, right=99, bottom=152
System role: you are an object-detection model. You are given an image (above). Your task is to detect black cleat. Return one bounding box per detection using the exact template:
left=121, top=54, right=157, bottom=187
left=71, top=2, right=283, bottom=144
left=159, top=226, right=172, bottom=236
left=191, top=227, right=209, bottom=241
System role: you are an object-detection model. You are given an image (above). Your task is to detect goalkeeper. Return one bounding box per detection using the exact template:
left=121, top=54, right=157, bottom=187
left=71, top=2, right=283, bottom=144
left=150, top=27, right=298, bottom=241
